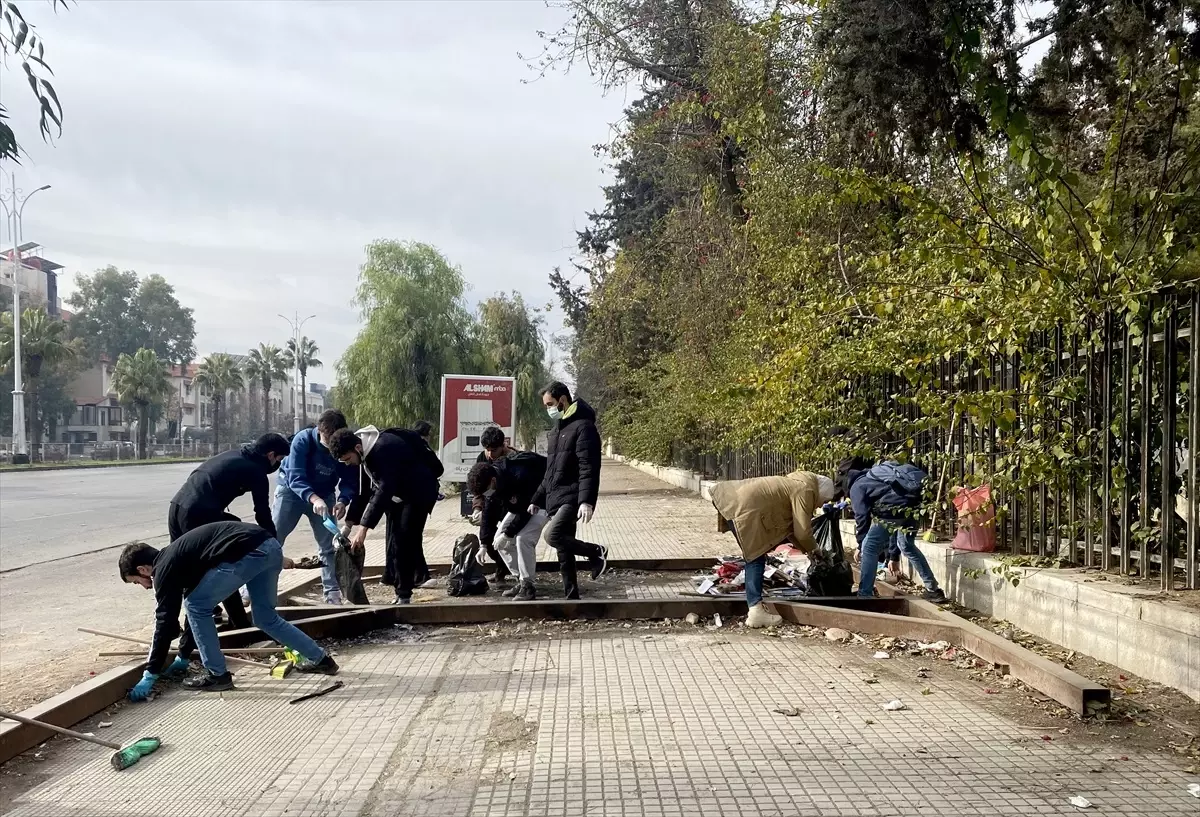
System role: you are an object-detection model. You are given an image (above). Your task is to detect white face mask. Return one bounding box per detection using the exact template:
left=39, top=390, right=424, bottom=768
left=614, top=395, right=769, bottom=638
left=547, top=406, right=562, bottom=420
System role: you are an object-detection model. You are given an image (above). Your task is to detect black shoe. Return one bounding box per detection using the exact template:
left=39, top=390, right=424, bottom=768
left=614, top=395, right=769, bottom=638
left=183, top=670, right=234, bottom=692
left=589, top=546, right=609, bottom=580
left=502, top=584, right=521, bottom=598
left=296, top=655, right=340, bottom=676
left=922, top=588, right=949, bottom=604
left=514, top=581, right=536, bottom=602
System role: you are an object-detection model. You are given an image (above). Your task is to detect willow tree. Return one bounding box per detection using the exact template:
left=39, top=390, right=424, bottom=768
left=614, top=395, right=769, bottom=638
left=478, top=292, right=549, bottom=449
left=337, top=240, right=482, bottom=428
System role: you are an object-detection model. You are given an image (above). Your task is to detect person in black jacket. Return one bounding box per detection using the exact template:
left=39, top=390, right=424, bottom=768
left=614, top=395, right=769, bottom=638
left=528, top=382, right=608, bottom=599
left=119, top=521, right=338, bottom=697
left=330, top=425, right=444, bottom=604
left=468, top=450, right=548, bottom=600
left=167, top=433, right=290, bottom=658
left=467, top=425, right=516, bottom=581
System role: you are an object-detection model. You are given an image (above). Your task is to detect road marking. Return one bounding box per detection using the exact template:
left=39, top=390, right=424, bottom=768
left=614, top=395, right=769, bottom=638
left=3, top=508, right=97, bottom=523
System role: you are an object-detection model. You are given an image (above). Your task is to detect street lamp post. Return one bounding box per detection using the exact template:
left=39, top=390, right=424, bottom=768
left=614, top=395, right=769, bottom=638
left=278, top=312, right=315, bottom=434
left=1, top=174, right=51, bottom=465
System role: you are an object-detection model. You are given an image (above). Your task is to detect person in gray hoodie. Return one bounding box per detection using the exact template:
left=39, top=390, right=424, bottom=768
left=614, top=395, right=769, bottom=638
left=328, top=425, right=444, bottom=604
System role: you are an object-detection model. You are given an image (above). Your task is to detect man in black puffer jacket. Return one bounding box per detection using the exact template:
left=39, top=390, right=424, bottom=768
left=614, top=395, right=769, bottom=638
left=529, top=382, right=608, bottom=599
left=330, top=425, right=444, bottom=604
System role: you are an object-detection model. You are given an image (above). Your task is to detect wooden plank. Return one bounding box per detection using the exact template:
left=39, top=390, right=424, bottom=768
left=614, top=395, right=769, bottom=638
left=768, top=602, right=962, bottom=643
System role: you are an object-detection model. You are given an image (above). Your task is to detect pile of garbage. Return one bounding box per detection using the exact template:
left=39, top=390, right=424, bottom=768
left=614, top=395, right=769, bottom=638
left=692, top=543, right=812, bottom=598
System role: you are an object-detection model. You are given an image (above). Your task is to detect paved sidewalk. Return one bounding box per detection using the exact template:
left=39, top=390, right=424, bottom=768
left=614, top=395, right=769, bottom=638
left=3, top=460, right=1196, bottom=816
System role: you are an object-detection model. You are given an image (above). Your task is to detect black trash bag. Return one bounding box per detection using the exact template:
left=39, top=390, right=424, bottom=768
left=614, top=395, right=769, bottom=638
left=447, top=533, right=490, bottom=597
left=806, top=506, right=854, bottom=596
left=334, top=535, right=369, bottom=605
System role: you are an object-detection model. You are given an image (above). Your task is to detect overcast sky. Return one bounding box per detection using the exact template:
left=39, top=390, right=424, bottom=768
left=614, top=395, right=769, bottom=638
left=3, top=0, right=625, bottom=384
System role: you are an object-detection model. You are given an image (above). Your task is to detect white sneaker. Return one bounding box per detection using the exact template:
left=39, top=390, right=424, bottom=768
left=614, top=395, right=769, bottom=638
left=746, top=603, right=783, bottom=629
left=419, top=577, right=439, bottom=589
left=324, top=591, right=344, bottom=605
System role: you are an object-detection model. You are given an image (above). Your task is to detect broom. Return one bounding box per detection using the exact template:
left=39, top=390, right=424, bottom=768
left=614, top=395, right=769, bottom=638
left=0, top=710, right=161, bottom=771
left=922, top=411, right=959, bottom=543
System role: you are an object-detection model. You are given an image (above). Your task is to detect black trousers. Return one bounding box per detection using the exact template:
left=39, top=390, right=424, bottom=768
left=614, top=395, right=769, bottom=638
left=543, top=504, right=602, bottom=600
left=168, top=503, right=253, bottom=660
left=381, top=502, right=429, bottom=600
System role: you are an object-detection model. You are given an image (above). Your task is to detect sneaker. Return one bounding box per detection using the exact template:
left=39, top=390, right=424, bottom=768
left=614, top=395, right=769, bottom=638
left=922, top=588, right=949, bottom=604
left=589, top=546, right=609, bottom=580
left=746, top=603, right=783, bottom=629
left=183, top=670, right=234, bottom=692
left=502, top=584, right=521, bottom=598
left=295, top=655, right=340, bottom=676
left=324, top=591, right=344, bottom=606
left=419, top=577, right=440, bottom=589
left=514, top=580, right=536, bottom=602
left=393, top=594, right=411, bottom=605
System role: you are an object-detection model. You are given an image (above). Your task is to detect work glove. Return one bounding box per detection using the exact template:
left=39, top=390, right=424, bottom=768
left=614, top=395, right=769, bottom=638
left=128, top=671, right=158, bottom=702
left=163, top=656, right=190, bottom=679
left=577, top=504, right=594, bottom=524
left=469, top=509, right=483, bottom=526
left=527, top=504, right=540, bottom=515
left=332, top=501, right=347, bottom=520
left=310, top=496, right=329, bottom=517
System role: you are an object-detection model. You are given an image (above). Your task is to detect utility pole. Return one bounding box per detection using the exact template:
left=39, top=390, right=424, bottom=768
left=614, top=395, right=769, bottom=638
left=1, top=174, right=51, bottom=465
left=278, top=311, right=315, bottom=434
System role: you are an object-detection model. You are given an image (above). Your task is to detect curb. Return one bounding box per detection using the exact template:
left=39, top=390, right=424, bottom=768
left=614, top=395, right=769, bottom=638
left=0, top=458, right=207, bottom=473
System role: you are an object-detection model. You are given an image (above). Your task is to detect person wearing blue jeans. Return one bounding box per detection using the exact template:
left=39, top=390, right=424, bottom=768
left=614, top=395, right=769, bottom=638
left=844, top=458, right=947, bottom=603
left=274, top=410, right=358, bottom=605
left=120, top=520, right=339, bottom=697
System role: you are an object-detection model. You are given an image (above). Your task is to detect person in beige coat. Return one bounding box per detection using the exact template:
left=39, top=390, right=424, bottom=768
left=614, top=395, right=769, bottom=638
left=711, top=470, right=836, bottom=628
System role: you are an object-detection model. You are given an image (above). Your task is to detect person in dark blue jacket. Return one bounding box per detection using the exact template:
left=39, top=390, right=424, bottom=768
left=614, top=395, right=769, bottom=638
left=273, top=409, right=359, bottom=604
left=845, top=459, right=947, bottom=603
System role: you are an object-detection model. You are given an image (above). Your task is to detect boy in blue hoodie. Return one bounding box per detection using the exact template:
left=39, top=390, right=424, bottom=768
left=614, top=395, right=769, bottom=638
left=273, top=409, right=359, bottom=604
left=844, top=458, right=947, bottom=603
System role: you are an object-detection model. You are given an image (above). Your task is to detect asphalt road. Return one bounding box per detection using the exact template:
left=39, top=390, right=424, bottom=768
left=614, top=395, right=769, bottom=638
left=0, top=463, right=263, bottom=572
left=0, top=462, right=274, bottom=711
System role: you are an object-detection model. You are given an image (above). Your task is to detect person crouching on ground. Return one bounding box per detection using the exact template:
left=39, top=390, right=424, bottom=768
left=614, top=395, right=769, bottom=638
left=329, top=425, right=444, bottom=605
left=468, top=425, right=517, bottom=581
left=120, top=520, right=338, bottom=698
left=842, top=458, right=947, bottom=603
left=711, top=470, right=836, bottom=628
left=468, top=449, right=548, bottom=601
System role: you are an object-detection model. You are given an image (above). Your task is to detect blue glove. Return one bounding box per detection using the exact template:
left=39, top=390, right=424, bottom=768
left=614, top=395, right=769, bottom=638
left=163, top=656, right=190, bottom=678
left=128, top=671, right=158, bottom=702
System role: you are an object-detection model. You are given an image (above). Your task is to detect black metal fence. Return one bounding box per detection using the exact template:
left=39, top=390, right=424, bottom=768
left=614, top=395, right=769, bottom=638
left=649, top=289, right=1200, bottom=591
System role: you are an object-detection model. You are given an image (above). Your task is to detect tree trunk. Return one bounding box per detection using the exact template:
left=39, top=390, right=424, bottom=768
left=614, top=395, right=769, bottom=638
left=137, top=402, right=149, bottom=459
left=262, top=378, right=271, bottom=433
left=28, top=380, right=42, bottom=458
left=213, top=397, right=221, bottom=455
left=300, top=370, right=308, bottom=427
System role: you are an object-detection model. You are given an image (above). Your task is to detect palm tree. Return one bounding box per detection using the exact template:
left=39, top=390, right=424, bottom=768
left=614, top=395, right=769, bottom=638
left=283, top=336, right=322, bottom=427
left=243, top=343, right=287, bottom=433
left=111, top=348, right=171, bottom=459
left=194, top=353, right=243, bottom=453
left=0, top=308, right=78, bottom=455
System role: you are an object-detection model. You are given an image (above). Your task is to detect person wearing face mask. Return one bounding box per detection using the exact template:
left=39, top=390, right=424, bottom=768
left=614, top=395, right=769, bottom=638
left=528, top=381, right=608, bottom=599
left=272, top=410, right=359, bottom=605
left=164, top=432, right=290, bottom=667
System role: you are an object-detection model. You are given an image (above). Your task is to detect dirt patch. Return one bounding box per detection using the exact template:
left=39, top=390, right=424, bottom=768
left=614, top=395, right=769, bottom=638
left=484, top=711, right=538, bottom=755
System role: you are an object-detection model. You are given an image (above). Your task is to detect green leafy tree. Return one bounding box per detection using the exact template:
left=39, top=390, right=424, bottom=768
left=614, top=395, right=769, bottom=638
left=283, top=336, right=322, bottom=427
left=0, top=307, right=78, bottom=453
left=244, top=343, right=287, bottom=433
left=478, top=292, right=549, bottom=449
left=0, top=1, right=66, bottom=162
left=195, top=353, right=245, bottom=452
left=337, top=240, right=481, bottom=428
left=66, top=267, right=196, bottom=366
left=111, top=348, right=171, bottom=460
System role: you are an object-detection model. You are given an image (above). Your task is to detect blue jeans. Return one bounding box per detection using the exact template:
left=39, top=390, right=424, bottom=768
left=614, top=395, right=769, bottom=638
left=273, top=486, right=338, bottom=596
left=184, top=538, right=326, bottom=675
left=857, top=523, right=939, bottom=597
left=744, top=555, right=767, bottom=607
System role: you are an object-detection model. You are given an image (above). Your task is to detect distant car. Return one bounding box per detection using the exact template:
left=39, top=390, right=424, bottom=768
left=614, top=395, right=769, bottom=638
left=91, top=441, right=136, bottom=461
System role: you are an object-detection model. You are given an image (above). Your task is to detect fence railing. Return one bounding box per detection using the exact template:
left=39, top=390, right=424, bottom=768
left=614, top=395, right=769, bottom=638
left=0, top=442, right=236, bottom=464
left=644, top=289, right=1200, bottom=591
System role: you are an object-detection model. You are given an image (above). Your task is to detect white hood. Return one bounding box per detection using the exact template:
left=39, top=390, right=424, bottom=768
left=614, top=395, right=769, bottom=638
left=357, top=425, right=381, bottom=457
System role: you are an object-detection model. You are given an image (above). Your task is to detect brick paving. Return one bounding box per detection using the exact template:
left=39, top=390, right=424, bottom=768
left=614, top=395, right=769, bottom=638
left=5, top=460, right=1196, bottom=816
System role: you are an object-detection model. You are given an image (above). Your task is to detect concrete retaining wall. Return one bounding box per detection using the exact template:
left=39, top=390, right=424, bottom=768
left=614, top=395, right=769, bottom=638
left=613, top=452, right=1200, bottom=702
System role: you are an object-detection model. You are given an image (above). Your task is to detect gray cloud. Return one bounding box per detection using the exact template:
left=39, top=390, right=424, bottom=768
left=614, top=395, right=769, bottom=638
left=6, top=0, right=625, bottom=380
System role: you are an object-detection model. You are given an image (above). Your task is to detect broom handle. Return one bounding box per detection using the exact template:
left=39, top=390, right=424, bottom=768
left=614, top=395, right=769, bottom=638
left=0, top=710, right=122, bottom=751
left=927, top=412, right=959, bottom=535
left=79, top=628, right=263, bottom=667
